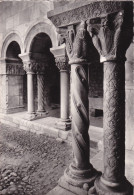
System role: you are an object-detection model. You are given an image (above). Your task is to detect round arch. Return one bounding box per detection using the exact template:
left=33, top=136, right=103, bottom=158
left=1, top=32, right=23, bottom=58
left=24, top=22, right=58, bottom=53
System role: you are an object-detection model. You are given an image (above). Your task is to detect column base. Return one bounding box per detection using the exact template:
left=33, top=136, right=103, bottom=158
left=58, top=163, right=100, bottom=195
left=55, top=119, right=71, bottom=131
left=95, top=176, right=133, bottom=195
left=36, top=110, right=48, bottom=117
left=24, top=112, right=37, bottom=121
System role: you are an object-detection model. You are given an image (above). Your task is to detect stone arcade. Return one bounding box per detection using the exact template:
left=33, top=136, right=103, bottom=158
left=47, top=1, right=133, bottom=195
left=0, top=1, right=133, bottom=195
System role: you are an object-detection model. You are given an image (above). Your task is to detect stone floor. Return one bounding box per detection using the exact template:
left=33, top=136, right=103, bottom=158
left=0, top=122, right=98, bottom=195
left=0, top=111, right=103, bottom=149
left=0, top=111, right=133, bottom=194
left=47, top=150, right=134, bottom=195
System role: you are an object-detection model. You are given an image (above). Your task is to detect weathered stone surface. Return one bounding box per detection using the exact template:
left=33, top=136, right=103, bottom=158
left=47, top=186, right=75, bottom=195
left=48, top=1, right=128, bottom=27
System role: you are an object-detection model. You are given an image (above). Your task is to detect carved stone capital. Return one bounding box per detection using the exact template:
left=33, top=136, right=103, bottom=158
left=55, top=56, right=69, bottom=71
left=19, top=53, right=49, bottom=74
left=87, top=10, right=133, bottom=63
left=57, top=21, right=90, bottom=64
left=23, top=60, right=37, bottom=73
left=51, top=45, right=69, bottom=71
left=19, top=53, right=35, bottom=73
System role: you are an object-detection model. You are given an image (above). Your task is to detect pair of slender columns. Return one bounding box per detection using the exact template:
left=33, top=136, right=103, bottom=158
left=19, top=53, right=46, bottom=120
left=50, top=8, right=133, bottom=194
left=26, top=69, right=46, bottom=119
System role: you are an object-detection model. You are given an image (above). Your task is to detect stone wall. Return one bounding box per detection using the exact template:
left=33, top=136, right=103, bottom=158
left=0, top=75, right=7, bottom=113
left=0, top=1, right=58, bottom=57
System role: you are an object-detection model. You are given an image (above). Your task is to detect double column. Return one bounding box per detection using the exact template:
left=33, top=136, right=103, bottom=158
left=51, top=45, right=71, bottom=130
left=48, top=2, right=133, bottom=195
left=19, top=53, right=48, bottom=120
left=19, top=53, right=37, bottom=120
left=87, top=9, right=133, bottom=195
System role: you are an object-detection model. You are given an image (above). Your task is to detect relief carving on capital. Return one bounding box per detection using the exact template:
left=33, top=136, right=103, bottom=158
left=87, top=11, right=133, bottom=62
left=55, top=56, right=69, bottom=71
left=23, top=60, right=49, bottom=74
left=23, top=60, right=38, bottom=73
left=6, top=63, right=25, bottom=75
left=49, top=1, right=123, bottom=28
left=57, top=21, right=90, bottom=64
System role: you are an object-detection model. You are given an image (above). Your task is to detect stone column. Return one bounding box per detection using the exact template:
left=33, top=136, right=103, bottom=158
left=36, top=62, right=48, bottom=116
left=56, top=21, right=99, bottom=195
left=87, top=9, right=133, bottom=195
left=19, top=53, right=37, bottom=120
left=37, top=73, right=45, bottom=113
left=51, top=45, right=71, bottom=131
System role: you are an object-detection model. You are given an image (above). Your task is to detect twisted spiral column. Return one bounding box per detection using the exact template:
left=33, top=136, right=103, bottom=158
left=71, top=64, right=89, bottom=169
left=57, top=21, right=99, bottom=194
left=37, top=73, right=46, bottom=113
left=59, top=62, right=98, bottom=193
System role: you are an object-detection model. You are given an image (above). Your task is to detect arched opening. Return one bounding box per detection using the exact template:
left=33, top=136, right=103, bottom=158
left=5, top=41, right=26, bottom=113
left=30, top=32, right=60, bottom=117
left=30, top=33, right=52, bottom=53
left=6, top=41, right=21, bottom=60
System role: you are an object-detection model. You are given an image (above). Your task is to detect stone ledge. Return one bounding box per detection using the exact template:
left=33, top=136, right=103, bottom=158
left=0, top=113, right=71, bottom=143
left=47, top=186, right=75, bottom=195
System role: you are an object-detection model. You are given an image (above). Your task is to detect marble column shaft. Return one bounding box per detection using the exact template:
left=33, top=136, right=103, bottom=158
left=27, top=72, right=35, bottom=114
left=56, top=57, right=70, bottom=122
